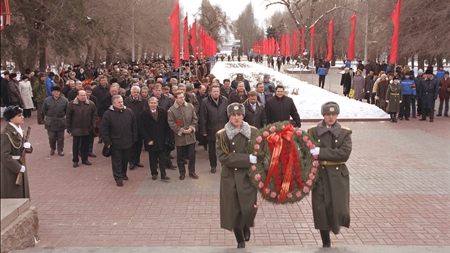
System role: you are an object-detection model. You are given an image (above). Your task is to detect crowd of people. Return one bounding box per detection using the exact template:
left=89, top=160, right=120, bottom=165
left=1, top=55, right=447, bottom=249
left=339, top=62, right=449, bottom=122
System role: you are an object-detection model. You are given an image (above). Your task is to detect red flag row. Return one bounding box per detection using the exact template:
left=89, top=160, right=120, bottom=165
left=170, top=1, right=217, bottom=68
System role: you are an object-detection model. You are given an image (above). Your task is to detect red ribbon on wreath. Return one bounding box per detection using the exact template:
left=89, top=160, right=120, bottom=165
left=264, top=124, right=297, bottom=203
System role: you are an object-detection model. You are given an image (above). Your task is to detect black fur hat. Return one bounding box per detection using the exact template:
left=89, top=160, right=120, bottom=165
left=3, top=105, right=23, bottom=121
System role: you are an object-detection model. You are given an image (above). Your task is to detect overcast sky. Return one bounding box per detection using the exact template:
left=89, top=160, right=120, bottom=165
left=180, top=0, right=285, bottom=27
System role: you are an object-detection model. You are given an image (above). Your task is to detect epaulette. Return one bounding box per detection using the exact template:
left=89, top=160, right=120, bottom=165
left=341, top=126, right=351, bottom=131
left=217, top=128, right=225, bottom=135
left=250, top=126, right=258, bottom=131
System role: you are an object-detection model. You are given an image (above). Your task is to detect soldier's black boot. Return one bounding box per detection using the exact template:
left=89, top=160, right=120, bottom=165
left=243, top=225, right=251, bottom=241
left=234, top=228, right=245, bottom=248
left=320, top=230, right=331, bottom=247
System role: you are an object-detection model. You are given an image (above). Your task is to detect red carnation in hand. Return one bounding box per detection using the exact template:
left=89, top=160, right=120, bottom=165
left=176, top=119, right=181, bottom=127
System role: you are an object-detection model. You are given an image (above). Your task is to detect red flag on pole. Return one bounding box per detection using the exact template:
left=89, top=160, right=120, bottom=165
left=348, top=13, right=356, bottom=61
left=4, top=0, right=11, bottom=25
left=281, top=34, right=285, bottom=56
left=326, top=19, right=334, bottom=62
left=169, top=1, right=180, bottom=68
left=285, top=33, right=290, bottom=57
left=292, top=30, right=298, bottom=56
left=301, top=28, right=305, bottom=55
left=275, top=39, right=279, bottom=56
left=389, top=0, right=402, bottom=64
left=183, top=14, right=189, bottom=61
left=190, top=20, right=196, bottom=59
left=310, top=25, right=315, bottom=59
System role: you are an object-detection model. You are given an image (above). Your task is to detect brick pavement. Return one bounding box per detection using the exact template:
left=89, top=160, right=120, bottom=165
left=3, top=80, right=450, bottom=252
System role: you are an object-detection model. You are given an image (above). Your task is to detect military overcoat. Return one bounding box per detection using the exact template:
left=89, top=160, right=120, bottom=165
left=1, top=124, right=30, bottom=198
left=216, top=125, right=258, bottom=231
left=308, top=121, right=352, bottom=234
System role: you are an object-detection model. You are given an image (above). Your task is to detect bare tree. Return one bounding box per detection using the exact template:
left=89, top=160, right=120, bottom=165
left=232, top=3, right=265, bottom=55
left=196, top=0, right=231, bottom=45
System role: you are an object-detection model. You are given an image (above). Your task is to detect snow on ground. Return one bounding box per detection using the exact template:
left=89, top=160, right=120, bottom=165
left=211, top=61, right=390, bottom=120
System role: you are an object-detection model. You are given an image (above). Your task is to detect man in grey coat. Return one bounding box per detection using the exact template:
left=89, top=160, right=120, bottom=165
left=43, top=86, right=69, bottom=156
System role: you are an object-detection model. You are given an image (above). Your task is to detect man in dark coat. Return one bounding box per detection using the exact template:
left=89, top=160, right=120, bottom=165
left=92, top=76, right=109, bottom=104
left=43, top=86, right=69, bottom=156
left=7, top=73, right=22, bottom=107
left=139, top=97, right=171, bottom=181
left=101, top=95, right=138, bottom=187
left=243, top=91, right=267, bottom=128
left=216, top=103, right=258, bottom=248
left=1, top=71, right=11, bottom=106
left=308, top=102, right=352, bottom=248
left=340, top=68, right=353, bottom=97
left=98, top=84, right=120, bottom=119
left=220, top=79, right=234, bottom=99
left=230, top=74, right=250, bottom=92
left=66, top=90, right=97, bottom=167
left=228, top=81, right=248, bottom=104
left=199, top=84, right=228, bottom=173
left=124, top=86, right=146, bottom=169
left=418, top=69, right=439, bottom=122
left=265, top=85, right=301, bottom=127
left=1, top=106, right=33, bottom=198
left=436, top=71, right=449, bottom=117
left=67, top=81, right=84, bottom=101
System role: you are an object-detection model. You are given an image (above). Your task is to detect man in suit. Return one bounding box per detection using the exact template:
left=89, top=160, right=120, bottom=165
left=138, top=97, right=170, bottom=181
left=243, top=91, right=267, bottom=128
left=255, top=82, right=271, bottom=105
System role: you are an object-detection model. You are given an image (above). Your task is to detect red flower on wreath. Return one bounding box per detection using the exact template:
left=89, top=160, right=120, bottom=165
left=176, top=119, right=181, bottom=127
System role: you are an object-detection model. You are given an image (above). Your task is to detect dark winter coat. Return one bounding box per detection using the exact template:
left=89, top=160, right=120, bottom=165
left=65, top=98, right=97, bottom=136
left=227, top=90, right=248, bottom=104
left=340, top=73, right=352, bottom=95
left=231, top=79, right=251, bottom=92
left=418, top=77, right=439, bottom=109
left=139, top=107, right=170, bottom=152
left=101, top=105, right=138, bottom=150
left=438, top=77, right=450, bottom=100
left=98, top=93, right=113, bottom=118
left=200, top=95, right=228, bottom=142
left=243, top=99, right=267, bottom=128
left=8, top=79, right=22, bottom=106
left=265, top=95, right=301, bottom=127
left=1, top=77, right=10, bottom=106
left=216, top=125, right=258, bottom=231
left=92, top=84, right=109, bottom=103
left=43, top=95, right=69, bottom=132
left=124, top=95, right=146, bottom=123
left=352, top=74, right=365, bottom=100
left=220, top=86, right=234, bottom=99
left=1, top=124, right=31, bottom=198
left=308, top=121, right=352, bottom=235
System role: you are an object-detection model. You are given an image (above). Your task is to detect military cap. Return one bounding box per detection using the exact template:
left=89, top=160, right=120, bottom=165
left=51, top=86, right=61, bottom=91
left=263, top=74, right=270, bottom=78
left=236, top=73, right=244, bottom=79
left=3, top=105, right=23, bottom=121
left=321, top=101, right=340, bottom=115
left=227, top=102, right=245, bottom=117
left=425, top=69, right=433, bottom=75
left=393, top=76, right=399, bottom=80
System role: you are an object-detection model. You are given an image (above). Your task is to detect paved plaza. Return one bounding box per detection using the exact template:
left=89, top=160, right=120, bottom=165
left=5, top=69, right=450, bottom=253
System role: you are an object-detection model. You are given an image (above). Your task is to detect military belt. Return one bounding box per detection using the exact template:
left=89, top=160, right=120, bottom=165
left=390, top=93, right=400, bottom=96
left=319, top=161, right=345, bottom=166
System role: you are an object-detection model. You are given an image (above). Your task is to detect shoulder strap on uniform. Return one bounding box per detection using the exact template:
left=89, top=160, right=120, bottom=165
left=307, top=126, right=316, bottom=136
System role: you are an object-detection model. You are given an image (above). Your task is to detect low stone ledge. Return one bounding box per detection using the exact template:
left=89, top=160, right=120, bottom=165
left=1, top=199, right=39, bottom=253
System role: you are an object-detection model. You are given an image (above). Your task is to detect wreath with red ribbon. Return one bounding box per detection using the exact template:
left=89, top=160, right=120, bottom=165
left=247, top=121, right=319, bottom=205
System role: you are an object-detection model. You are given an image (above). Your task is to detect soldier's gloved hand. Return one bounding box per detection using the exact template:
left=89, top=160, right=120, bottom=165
left=23, top=142, right=31, bottom=149
left=386, top=100, right=389, bottom=103
left=20, top=165, right=26, bottom=173
left=310, top=147, right=320, bottom=156
left=399, top=100, right=402, bottom=103
left=249, top=155, right=257, bottom=164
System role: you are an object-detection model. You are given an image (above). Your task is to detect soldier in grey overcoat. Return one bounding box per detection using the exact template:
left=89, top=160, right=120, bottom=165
left=308, top=102, right=352, bottom=248
left=216, top=102, right=258, bottom=248
left=386, top=76, right=403, bottom=122
left=1, top=106, right=33, bottom=198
